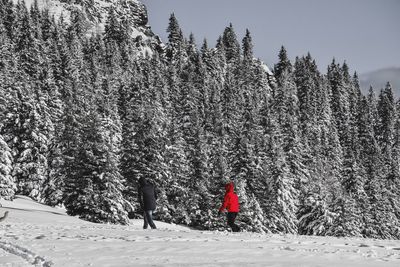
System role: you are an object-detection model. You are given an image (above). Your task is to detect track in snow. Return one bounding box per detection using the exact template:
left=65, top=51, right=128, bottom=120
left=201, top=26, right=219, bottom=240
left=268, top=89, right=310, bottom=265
left=0, top=240, right=53, bottom=266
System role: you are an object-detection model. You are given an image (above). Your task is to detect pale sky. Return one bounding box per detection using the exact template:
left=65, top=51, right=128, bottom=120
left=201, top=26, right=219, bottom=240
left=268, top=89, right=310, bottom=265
left=141, top=0, right=400, bottom=74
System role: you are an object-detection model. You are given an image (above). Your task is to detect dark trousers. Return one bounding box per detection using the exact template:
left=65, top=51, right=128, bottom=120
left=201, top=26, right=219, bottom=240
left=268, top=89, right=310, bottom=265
left=227, top=212, right=240, bottom=232
left=143, top=210, right=157, bottom=229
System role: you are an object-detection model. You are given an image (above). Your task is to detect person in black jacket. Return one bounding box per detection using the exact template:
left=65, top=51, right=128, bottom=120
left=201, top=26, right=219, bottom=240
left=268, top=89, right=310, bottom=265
left=138, top=177, right=157, bottom=229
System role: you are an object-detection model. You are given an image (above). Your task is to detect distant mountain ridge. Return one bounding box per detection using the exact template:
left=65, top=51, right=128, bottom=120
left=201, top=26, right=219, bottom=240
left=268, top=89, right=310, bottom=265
left=360, top=67, right=400, bottom=97
left=13, top=0, right=163, bottom=55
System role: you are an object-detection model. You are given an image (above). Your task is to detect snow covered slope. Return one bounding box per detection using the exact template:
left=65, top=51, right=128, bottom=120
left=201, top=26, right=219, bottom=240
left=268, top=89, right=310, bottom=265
left=13, top=0, right=163, bottom=55
left=1, top=196, right=400, bottom=266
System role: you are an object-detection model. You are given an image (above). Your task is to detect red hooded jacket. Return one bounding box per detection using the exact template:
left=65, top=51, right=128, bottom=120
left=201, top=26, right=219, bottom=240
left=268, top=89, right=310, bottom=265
left=219, top=182, right=240, bottom=213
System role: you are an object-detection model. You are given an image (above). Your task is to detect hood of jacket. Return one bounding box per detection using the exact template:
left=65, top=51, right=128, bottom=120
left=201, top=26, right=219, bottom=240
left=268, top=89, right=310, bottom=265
left=139, top=177, right=147, bottom=187
left=225, top=182, right=234, bottom=193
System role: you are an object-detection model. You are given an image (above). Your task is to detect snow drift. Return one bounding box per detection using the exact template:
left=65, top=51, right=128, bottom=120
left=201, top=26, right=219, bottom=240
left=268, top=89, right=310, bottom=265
left=1, top=196, right=399, bottom=266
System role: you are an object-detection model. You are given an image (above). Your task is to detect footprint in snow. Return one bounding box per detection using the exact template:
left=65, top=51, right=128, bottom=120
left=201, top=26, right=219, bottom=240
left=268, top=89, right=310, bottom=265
left=282, top=246, right=296, bottom=251
left=364, top=250, right=378, bottom=258
left=35, top=234, right=46, bottom=239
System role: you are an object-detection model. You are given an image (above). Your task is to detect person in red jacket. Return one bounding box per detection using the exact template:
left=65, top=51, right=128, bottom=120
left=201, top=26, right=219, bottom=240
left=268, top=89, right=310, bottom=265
left=218, top=182, right=240, bottom=232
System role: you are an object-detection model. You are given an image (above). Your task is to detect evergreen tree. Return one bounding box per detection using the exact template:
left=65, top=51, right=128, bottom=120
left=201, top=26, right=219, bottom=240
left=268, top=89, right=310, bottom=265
left=222, top=23, right=240, bottom=62
left=68, top=9, right=87, bottom=39
left=3, top=8, right=50, bottom=200
left=265, top=127, right=298, bottom=233
left=1, top=0, right=15, bottom=40
left=273, top=54, right=306, bottom=192
left=242, top=29, right=253, bottom=61
left=377, top=83, right=396, bottom=161
left=62, top=30, right=90, bottom=214
left=327, top=59, right=350, bottom=146
left=293, top=53, right=319, bottom=129
left=0, top=18, right=15, bottom=200
left=14, top=0, right=39, bottom=78
left=297, top=193, right=337, bottom=236
left=0, top=134, right=14, bottom=200
left=166, top=13, right=184, bottom=60
left=40, top=8, right=53, bottom=42
left=327, top=194, right=363, bottom=237
left=120, top=60, right=143, bottom=217
left=274, top=46, right=292, bottom=85
left=104, top=7, right=125, bottom=44
left=30, top=0, right=42, bottom=39
left=358, top=95, right=387, bottom=238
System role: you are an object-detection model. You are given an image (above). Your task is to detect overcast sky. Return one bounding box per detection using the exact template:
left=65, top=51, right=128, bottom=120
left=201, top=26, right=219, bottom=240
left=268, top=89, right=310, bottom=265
left=141, top=0, right=400, bottom=74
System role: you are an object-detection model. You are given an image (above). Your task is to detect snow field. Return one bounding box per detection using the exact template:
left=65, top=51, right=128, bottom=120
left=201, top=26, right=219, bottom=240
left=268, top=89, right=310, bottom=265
left=0, top=196, right=400, bottom=266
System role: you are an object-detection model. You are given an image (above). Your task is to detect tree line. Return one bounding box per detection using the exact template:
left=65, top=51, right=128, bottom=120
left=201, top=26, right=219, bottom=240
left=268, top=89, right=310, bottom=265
left=0, top=0, right=399, bottom=239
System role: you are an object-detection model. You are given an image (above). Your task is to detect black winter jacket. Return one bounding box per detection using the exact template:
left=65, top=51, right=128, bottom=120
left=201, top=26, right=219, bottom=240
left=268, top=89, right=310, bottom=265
left=138, top=177, right=157, bottom=211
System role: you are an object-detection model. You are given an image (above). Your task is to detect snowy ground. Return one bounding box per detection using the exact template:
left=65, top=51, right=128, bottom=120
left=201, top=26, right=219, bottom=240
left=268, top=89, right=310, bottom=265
left=0, top=197, right=400, bottom=266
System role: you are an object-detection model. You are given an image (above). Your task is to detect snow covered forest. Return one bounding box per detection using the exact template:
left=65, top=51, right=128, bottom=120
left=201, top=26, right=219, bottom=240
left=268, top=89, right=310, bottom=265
left=0, top=0, right=400, bottom=239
